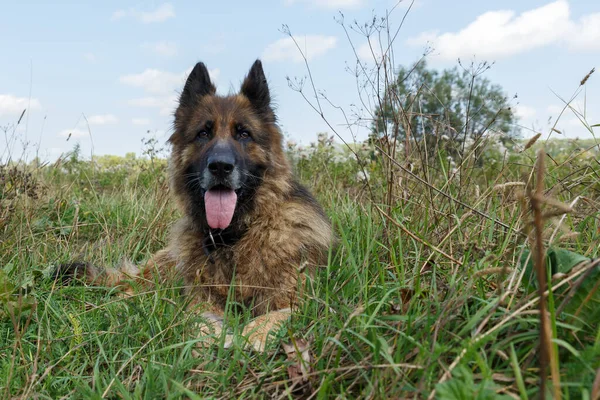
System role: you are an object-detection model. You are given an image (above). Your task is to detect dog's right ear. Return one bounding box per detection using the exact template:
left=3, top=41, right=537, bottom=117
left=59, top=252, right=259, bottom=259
left=179, top=62, right=216, bottom=106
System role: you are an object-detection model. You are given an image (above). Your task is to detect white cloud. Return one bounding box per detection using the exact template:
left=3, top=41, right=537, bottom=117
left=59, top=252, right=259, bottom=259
left=111, top=3, right=175, bottom=23
left=58, top=128, right=88, bottom=139
left=142, top=40, right=178, bottom=57
left=262, top=35, right=337, bottom=63
left=120, top=68, right=219, bottom=94
left=87, top=114, right=118, bottom=125
left=128, top=96, right=178, bottom=116
left=560, top=117, right=585, bottom=129
left=111, top=9, right=127, bottom=20
left=568, top=13, right=600, bottom=51
left=357, top=38, right=383, bottom=62
left=553, top=115, right=595, bottom=138
left=285, top=0, right=363, bottom=9
left=406, top=1, right=600, bottom=61
left=140, top=3, right=175, bottom=23
left=547, top=100, right=592, bottom=117
left=514, top=105, right=536, bottom=120
left=0, top=94, right=41, bottom=116
left=120, top=69, right=187, bottom=94
left=547, top=104, right=565, bottom=115
left=128, top=97, right=171, bottom=107
left=122, top=67, right=220, bottom=115
left=132, top=118, right=151, bottom=126
left=83, top=52, right=96, bottom=62
left=207, top=68, right=220, bottom=83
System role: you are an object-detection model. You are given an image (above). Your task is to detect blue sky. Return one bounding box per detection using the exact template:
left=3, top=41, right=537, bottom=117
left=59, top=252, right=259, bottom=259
left=1, top=0, right=598, bottom=161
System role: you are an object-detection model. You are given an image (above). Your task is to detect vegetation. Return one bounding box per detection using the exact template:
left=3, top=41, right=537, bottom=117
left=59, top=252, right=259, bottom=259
left=371, top=60, right=518, bottom=144
left=1, top=126, right=599, bottom=398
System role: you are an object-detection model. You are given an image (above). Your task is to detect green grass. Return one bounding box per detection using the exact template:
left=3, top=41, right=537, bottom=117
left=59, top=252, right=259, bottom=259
left=1, top=137, right=599, bottom=398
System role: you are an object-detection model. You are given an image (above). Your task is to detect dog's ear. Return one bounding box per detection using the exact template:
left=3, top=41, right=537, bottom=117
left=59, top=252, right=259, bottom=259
left=179, top=62, right=216, bottom=106
left=241, top=60, right=272, bottom=115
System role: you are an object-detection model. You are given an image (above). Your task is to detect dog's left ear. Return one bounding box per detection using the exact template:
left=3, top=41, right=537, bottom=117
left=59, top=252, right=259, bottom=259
left=241, top=60, right=272, bottom=115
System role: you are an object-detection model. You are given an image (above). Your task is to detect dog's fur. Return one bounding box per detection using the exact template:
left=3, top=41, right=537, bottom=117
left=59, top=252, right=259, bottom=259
left=59, top=60, right=332, bottom=350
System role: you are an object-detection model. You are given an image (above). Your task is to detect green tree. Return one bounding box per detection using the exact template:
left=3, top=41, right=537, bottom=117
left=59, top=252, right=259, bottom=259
left=372, top=61, right=518, bottom=146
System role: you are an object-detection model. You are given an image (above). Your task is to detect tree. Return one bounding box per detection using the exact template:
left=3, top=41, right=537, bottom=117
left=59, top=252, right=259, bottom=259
left=371, top=60, right=518, bottom=148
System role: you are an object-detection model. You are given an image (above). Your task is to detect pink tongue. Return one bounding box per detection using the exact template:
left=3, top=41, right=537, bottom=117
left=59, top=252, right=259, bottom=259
left=204, top=188, right=238, bottom=229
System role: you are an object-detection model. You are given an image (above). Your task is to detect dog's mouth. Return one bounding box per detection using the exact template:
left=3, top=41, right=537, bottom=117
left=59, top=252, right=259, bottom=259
left=203, top=185, right=239, bottom=230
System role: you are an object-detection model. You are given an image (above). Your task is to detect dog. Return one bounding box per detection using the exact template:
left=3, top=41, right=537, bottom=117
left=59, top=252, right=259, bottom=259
left=58, top=60, right=332, bottom=351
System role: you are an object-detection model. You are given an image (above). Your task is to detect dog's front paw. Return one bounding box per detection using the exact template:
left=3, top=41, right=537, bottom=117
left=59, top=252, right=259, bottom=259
left=191, top=311, right=226, bottom=355
left=242, top=309, right=291, bottom=352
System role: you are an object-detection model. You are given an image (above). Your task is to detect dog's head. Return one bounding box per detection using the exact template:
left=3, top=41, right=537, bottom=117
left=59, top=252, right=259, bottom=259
left=168, top=60, right=289, bottom=231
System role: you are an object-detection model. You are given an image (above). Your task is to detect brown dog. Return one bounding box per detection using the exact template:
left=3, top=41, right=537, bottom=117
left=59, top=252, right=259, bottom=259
left=60, top=60, right=332, bottom=351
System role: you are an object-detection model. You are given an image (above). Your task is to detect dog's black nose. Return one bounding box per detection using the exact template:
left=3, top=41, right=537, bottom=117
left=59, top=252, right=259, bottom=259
left=207, top=153, right=235, bottom=178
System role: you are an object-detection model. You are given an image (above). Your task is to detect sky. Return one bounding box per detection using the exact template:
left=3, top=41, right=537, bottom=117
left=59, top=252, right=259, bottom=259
left=1, top=0, right=599, bottom=161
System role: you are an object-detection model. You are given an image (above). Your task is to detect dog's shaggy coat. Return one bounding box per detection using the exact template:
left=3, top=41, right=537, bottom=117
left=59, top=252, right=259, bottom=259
left=60, top=60, right=332, bottom=350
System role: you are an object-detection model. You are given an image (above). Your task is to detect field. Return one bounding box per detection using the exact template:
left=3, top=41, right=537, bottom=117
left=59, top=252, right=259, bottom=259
left=1, top=125, right=599, bottom=398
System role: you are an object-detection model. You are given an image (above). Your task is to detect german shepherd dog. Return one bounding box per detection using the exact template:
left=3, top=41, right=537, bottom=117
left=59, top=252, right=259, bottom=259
left=59, top=60, right=332, bottom=351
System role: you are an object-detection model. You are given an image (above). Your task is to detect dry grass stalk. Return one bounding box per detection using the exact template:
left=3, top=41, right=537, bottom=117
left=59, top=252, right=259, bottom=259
left=523, top=133, right=542, bottom=151
left=580, top=67, right=595, bottom=86
left=529, top=148, right=561, bottom=399
left=493, top=182, right=526, bottom=191
left=374, top=204, right=463, bottom=266
left=592, top=368, right=600, bottom=400
left=473, top=267, right=514, bottom=278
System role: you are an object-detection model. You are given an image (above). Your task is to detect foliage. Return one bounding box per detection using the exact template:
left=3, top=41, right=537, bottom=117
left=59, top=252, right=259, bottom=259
left=520, top=247, right=599, bottom=328
left=371, top=60, right=518, bottom=148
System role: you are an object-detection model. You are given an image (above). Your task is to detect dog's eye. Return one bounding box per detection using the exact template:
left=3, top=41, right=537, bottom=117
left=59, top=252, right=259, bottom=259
left=238, top=130, right=251, bottom=140
left=197, top=130, right=209, bottom=140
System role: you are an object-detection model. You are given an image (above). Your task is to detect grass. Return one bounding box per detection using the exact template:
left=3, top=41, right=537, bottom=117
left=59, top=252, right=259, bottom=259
left=1, top=133, right=599, bottom=398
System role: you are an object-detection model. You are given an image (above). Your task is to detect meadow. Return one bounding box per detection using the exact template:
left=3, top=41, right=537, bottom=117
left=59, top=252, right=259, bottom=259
left=1, top=124, right=599, bottom=398
left=2, top=15, right=600, bottom=395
